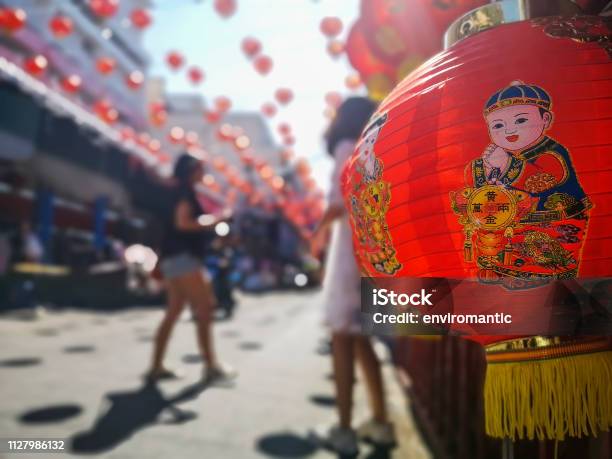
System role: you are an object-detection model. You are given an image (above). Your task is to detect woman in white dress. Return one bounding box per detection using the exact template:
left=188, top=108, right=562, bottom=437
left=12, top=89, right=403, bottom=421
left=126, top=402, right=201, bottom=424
left=311, top=98, right=395, bottom=455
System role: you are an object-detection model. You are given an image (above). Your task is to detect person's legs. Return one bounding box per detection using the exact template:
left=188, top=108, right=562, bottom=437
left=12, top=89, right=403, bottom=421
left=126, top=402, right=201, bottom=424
left=354, top=336, right=387, bottom=423
left=331, top=332, right=356, bottom=429
left=181, top=270, right=218, bottom=368
left=150, top=280, right=185, bottom=374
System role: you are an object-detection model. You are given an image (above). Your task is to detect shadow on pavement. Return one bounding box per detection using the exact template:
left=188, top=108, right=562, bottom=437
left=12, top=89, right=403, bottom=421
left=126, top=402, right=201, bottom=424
left=63, top=345, right=96, bottom=354
left=20, top=404, right=82, bottom=423
left=70, top=380, right=207, bottom=454
left=256, top=432, right=318, bottom=457
left=308, top=394, right=336, bottom=408
left=0, top=357, right=42, bottom=367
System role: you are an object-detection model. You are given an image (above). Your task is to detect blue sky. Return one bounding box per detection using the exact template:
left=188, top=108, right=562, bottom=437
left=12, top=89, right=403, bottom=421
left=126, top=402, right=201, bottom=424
left=144, top=0, right=362, bottom=191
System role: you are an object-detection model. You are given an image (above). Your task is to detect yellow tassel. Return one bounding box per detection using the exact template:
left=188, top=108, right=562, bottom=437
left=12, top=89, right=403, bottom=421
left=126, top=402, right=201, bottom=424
left=484, top=350, right=612, bottom=441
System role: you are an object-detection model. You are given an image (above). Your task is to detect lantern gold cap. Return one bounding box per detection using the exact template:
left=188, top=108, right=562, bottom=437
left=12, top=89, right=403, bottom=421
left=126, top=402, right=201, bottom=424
left=444, top=0, right=529, bottom=49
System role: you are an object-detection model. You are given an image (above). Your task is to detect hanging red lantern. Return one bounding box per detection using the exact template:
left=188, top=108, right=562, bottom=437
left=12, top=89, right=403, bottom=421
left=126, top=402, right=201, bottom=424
left=96, top=56, right=116, bottom=75
left=1, top=8, right=26, bottom=33
left=214, top=96, right=232, bottom=113
left=274, top=88, right=293, bottom=105
left=60, top=74, right=82, bottom=93
left=282, top=135, right=295, bottom=147
left=345, top=19, right=395, bottom=101
left=253, top=55, right=273, bottom=75
left=261, top=102, right=277, bottom=118
left=342, top=8, right=612, bottom=444
left=168, top=126, right=185, bottom=144
left=120, top=126, right=135, bottom=141
left=166, top=51, right=184, bottom=71
left=320, top=16, right=343, bottom=38
left=327, top=40, right=345, bottom=58
left=325, top=91, right=343, bottom=109
left=130, top=8, right=152, bottom=29
left=49, top=15, right=73, bottom=38
left=185, top=131, right=199, bottom=147
left=277, top=123, right=291, bottom=136
left=214, top=0, right=236, bottom=18
left=188, top=66, right=204, bottom=85
left=149, top=103, right=167, bottom=127
left=344, top=74, right=362, bottom=90
left=241, top=36, right=262, bottom=58
left=216, top=123, right=235, bottom=142
left=89, top=0, right=119, bottom=19
left=125, top=70, right=144, bottom=90
left=93, top=99, right=118, bottom=124
left=23, top=55, right=48, bottom=77
left=204, top=110, right=222, bottom=124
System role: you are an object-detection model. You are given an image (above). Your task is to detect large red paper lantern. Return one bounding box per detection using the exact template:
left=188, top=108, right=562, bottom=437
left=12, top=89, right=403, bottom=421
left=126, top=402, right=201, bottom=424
left=241, top=37, right=262, bottom=58
left=342, top=10, right=612, bottom=443
left=1, top=8, right=26, bottom=32
left=49, top=15, right=73, bottom=38
left=96, top=57, right=116, bottom=75
left=166, top=51, right=184, bottom=71
left=24, top=55, right=48, bottom=77
left=359, top=0, right=486, bottom=67
left=89, top=0, right=119, bottom=19
left=214, top=0, right=236, bottom=18
left=130, top=8, right=152, bottom=29
left=253, top=55, right=273, bottom=75
left=345, top=19, right=396, bottom=100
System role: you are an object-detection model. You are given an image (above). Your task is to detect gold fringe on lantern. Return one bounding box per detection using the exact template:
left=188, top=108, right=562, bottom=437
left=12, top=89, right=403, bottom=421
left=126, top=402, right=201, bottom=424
left=484, top=337, right=612, bottom=441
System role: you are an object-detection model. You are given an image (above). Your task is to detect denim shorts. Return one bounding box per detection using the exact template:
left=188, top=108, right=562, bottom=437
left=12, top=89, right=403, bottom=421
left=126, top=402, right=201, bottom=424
left=160, top=253, right=202, bottom=280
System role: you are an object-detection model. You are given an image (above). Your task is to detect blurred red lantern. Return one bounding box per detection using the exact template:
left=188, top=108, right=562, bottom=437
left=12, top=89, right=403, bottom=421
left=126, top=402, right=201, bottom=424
left=96, top=57, right=116, bottom=75
left=1, top=8, right=26, bottom=32
left=275, top=88, right=293, bottom=105
left=24, top=55, right=48, bottom=77
left=241, top=36, right=262, bottom=58
left=277, top=123, right=291, bottom=136
left=344, top=74, right=362, bottom=90
left=281, top=149, right=293, bottom=162
left=148, top=139, right=161, bottom=153
left=130, top=8, right=152, bottom=29
left=342, top=11, right=612, bottom=442
left=214, top=0, right=236, bottom=18
left=168, top=126, right=185, bottom=144
left=204, top=110, right=222, bottom=124
left=327, top=40, right=345, bottom=58
left=261, top=102, right=277, bottom=117
left=325, top=91, right=343, bottom=108
left=320, top=16, right=343, bottom=37
left=214, top=96, right=232, bottom=113
left=253, top=55, right=273, bottom=75
left=126, top=70, right=144, bottom=90
left=94, top=99, right=118, bottom=124
left=345, top=19, right=395, bottom=101
left=49, top=15, right=73, bottom=38
left=89, top=0, right=119, bottom=19
left=213, top=156, right=228, bottom=171
left=359, top=0, right=486, bottom=68
left=283, top=135, right=295, bottom=147
left=120, top=126, right=135, bottom=141
left=61, top=74, right=82, bottom=93
left=137, top=132, right=151, bottom=146
left=188, top=66, right=204, bottom=85
left=216, top=124, right=235, bottom=142
left=185, top=131, right=199, bottom=147
left=296, top=159, right=310, bottom=177
left=149, top=103, right=167, bottom=127
left=166, top=51, right=184, bottom=71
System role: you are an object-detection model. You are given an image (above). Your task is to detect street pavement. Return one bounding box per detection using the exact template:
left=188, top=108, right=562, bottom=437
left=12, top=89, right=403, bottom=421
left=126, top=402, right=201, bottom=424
left=0, top=290, right=431, bottom=459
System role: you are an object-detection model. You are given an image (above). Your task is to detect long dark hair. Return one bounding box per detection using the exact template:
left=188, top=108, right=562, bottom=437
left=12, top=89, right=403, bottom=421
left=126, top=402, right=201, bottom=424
left=173, top=153, right=202, bottom=188
left=325, top=97, right=377, bottom=156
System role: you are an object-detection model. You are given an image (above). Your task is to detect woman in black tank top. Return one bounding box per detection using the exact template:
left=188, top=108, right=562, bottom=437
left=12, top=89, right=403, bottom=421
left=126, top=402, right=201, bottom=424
left=148, top=154, right=236, bottom=383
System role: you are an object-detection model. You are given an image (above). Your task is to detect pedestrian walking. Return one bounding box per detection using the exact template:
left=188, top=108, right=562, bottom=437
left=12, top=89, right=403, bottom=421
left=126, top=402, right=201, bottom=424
left=147, top=153, right=236, bottom=383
